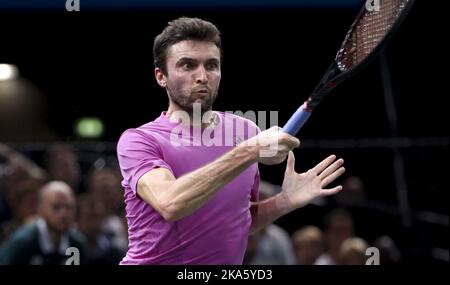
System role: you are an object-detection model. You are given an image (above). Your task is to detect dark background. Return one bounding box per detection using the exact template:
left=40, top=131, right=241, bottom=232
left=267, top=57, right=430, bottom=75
left=1, top=1, right=445, bottom=140
left=0, top=0, right=447, bottom=264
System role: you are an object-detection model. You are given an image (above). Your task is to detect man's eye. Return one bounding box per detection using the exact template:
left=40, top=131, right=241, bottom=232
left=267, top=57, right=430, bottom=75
left=183, top=63, right=195, bottom=69
left=206, top=63, right=218, bottom=70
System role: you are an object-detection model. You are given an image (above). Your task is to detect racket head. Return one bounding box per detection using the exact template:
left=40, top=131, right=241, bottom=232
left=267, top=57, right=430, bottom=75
left=335, top=0, right=415, bottom=75
left=283, top=0, right=415, bottom=135
left=307, top=0, right=415, bottom=111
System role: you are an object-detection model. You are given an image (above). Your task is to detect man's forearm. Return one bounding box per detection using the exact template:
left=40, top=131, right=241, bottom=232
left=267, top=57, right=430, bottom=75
left=160, top=143, right=258, bottom=220
left=249, top=193, right=294, bottom=234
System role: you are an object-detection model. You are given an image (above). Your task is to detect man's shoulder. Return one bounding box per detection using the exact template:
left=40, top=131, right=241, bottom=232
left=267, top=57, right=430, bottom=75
left=0, top=223, right=39, bottom=264
left=117, top=117, right=167, bottom=146
left=0, top=222, right=38, bottom=252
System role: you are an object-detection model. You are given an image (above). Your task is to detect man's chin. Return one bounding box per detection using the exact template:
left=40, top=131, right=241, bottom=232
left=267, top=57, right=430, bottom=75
left=172, top=100, right=213, bottom=114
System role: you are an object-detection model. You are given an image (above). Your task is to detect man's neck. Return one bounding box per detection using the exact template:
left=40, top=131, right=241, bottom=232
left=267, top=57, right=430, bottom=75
left=47, top=228, right=62, bottom=249
left=166, top=104, right=218, bottom=129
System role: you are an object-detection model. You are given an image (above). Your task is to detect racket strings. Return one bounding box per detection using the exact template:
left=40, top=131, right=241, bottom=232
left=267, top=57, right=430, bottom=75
left=338, top=0, right=409, bottom=71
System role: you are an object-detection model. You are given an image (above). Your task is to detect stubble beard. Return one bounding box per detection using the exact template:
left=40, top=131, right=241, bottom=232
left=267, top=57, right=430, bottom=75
left=167, top=85, right=218, bottom=114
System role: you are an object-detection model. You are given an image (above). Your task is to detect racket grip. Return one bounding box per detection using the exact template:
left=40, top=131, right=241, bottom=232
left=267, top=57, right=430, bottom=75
left=282, top=105, right=312, bottom=136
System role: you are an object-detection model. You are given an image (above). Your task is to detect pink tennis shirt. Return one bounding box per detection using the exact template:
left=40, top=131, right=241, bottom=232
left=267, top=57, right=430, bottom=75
left=117, top=111, right=260, bottom=264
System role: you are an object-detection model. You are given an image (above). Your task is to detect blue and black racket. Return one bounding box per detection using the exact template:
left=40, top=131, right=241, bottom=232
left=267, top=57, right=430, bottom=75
left=283, top=0, right=415, bottom=136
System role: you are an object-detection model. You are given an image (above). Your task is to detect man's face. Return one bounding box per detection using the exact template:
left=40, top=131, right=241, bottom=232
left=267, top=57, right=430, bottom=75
left=40, top=190, right=75, bottom=234
left=89, top=169, right=122, bottom=214
left=295, top=240, right=324, bottom=265
left=47, top=151, right=81, bottom=190
left=77, top=200, right=104, bottom=240
left=158, top=40, right=221, bottom=113
left=327, top=216, right=354, bottom=250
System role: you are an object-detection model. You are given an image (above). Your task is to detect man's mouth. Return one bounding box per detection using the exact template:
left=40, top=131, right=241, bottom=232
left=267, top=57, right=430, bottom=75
left=193, top=88, right=209, bottom=98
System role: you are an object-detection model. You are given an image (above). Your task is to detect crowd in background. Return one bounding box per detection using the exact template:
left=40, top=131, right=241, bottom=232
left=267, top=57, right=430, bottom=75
left=0, top=142, right=404, bottom=265
left=0, top=143, right=126, bottom=264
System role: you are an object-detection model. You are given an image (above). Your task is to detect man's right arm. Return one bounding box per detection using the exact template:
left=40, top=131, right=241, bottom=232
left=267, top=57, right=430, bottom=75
left=137, top=126, right=299, bottom=222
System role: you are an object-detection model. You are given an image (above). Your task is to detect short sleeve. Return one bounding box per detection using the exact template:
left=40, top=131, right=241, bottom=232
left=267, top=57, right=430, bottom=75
left=117, top=129, right=173, bottom=195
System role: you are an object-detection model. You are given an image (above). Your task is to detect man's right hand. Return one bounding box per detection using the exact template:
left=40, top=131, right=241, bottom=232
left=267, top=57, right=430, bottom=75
left=242, top=126, right=300, bottom=165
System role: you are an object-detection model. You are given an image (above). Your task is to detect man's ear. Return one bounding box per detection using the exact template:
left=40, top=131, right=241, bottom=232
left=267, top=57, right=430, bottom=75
left=155, top=68, right=167, bottom=88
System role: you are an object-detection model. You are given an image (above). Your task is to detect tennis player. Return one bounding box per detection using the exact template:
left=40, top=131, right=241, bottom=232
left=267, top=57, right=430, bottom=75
left=117, top=17, right=345, bottom=264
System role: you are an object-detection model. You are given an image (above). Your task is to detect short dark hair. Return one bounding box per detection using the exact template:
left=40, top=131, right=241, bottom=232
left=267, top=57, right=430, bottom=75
left=153, top=17, right=222, bottom=75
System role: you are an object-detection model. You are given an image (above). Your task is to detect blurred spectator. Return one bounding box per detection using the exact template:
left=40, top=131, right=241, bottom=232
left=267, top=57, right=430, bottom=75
left=244, top=181, right=296, bottom=265
left=315, top=208, right=355, bottom=265
left=87, top=162, right=128, bottom=254
left=0, top=143, right=47, bottom=235
left=333, top=176, right=367, bottom=208
left=0, top=143, right=47, bottom=190
left=76, top=193, right=123, bottom=265
left=373, top=235, right=401, bottom=265
left=338, top=237, right=369, bottom=265
left=0, top=179, right=43, bottom=241
left=88, top=164, right=123, bottom=216
left=245, top=225, right=296, bottom=265
left=292, top=225, right=325, bottom=265
left=0, top=181, right=86, bottom=264
left=44, top=143, right=81, bottom=193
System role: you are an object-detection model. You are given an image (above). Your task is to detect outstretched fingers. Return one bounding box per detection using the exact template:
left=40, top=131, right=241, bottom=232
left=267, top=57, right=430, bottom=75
left=321, top=167, right=346, bottom=188
left=319, top=158, right=344, bottom=180
left=321, top=185, right=343, bottom=196
left=312, top=155, right=337, bottom=175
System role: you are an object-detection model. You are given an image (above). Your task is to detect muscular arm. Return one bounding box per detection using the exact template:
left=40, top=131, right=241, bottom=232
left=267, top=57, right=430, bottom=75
left=138, top=142, right=258, bottom=221
left=136, top=126, right=299, bottom=222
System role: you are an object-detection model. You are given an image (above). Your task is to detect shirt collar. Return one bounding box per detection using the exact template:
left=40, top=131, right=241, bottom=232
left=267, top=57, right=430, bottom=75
left=36, top=218, right=70, bottom=255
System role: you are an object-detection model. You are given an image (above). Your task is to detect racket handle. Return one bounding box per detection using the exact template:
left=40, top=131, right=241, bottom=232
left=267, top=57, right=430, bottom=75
left=282, top=105, right=312, bottom=136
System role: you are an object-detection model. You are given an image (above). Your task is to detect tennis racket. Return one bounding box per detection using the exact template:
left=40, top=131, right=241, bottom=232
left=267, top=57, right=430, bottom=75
left=283, top=0, right=415, bottom=136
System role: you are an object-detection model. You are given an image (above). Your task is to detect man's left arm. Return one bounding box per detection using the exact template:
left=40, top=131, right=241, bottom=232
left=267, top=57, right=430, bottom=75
left=250, top=193, right=292, bottom=235
left=250, top=151, right=345, bottom=234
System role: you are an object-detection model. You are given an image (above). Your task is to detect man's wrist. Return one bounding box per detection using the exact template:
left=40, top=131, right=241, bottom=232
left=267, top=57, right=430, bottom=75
left=275, top=192, right=296, bottom=216
left=236, top=141, right=260, bottom=164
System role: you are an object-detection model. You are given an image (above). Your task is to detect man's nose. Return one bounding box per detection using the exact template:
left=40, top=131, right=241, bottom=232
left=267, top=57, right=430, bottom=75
left=195, top=66, right=208, bottom=84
